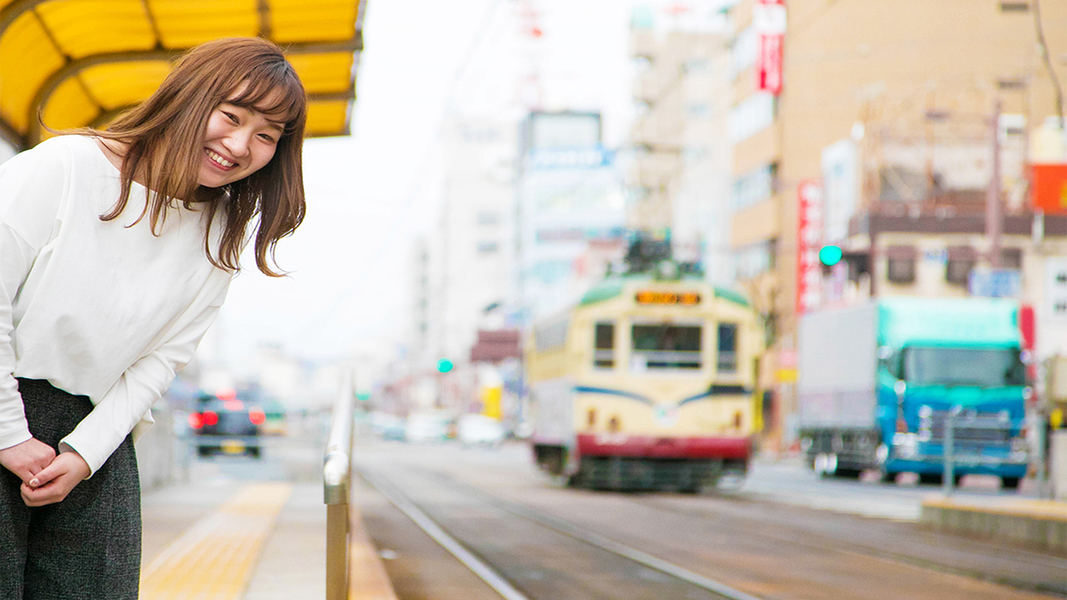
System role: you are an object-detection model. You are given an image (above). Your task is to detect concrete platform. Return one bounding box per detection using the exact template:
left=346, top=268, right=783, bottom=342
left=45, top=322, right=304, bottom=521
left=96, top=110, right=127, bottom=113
left=141, top=478, right=397, bottom=599
left=920, top=496, right=1067, bottom=552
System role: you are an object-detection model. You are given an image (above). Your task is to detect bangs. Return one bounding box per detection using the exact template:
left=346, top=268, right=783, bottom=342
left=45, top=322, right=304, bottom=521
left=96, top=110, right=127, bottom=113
left=228, top=64, right=307, bottom=135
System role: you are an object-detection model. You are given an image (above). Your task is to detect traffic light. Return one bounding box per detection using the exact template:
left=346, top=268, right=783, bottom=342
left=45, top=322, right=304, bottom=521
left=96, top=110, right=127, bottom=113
left=818, top=245, right=843, bottom=267
left=436, top=359, right=454, bottom=374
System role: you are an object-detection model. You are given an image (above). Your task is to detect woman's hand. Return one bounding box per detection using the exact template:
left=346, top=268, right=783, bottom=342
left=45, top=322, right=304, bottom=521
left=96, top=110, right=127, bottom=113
left=0, top=437, right=56, bottom=483
left=20, top=451, right=90, bottom=506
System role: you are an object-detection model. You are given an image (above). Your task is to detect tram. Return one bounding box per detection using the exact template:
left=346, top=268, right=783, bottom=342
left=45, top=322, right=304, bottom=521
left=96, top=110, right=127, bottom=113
left=525, top=273, right=764, bottom=491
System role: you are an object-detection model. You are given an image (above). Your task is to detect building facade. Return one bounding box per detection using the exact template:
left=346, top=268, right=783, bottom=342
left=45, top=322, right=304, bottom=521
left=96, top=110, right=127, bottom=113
left=726, top=0, right=1067, bottom=450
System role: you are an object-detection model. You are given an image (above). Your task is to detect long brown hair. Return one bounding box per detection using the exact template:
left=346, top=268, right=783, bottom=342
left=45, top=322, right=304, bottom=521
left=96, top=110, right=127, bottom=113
left=87, top=37, right=308, bottom=276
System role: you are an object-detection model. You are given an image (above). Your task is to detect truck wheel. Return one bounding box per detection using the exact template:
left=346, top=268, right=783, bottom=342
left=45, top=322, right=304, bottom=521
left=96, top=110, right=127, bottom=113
left=834, top=468, right=862, bottom=479
left=918, top=473, right=942, bottom=485
left=1001, top=476, right=1021, bottom=490
left=879, top=470, right=897, bottom=484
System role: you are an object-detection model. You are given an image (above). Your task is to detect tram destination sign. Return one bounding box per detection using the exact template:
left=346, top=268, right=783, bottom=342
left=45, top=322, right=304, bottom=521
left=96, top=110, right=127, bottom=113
left=635, top=290, right=701, bottom=306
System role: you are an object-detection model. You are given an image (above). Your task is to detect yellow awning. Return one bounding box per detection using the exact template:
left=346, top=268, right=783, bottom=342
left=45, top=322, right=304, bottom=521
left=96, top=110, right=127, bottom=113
left=0, top=0, right=365, bottom=150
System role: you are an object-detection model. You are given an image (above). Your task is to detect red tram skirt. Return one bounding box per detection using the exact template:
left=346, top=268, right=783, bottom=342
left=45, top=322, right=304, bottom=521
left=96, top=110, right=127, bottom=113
left=575, top=434, right=750, bottom=460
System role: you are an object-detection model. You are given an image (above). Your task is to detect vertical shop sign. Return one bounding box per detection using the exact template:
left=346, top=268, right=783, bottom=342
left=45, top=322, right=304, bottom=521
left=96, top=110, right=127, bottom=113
left=796, top=179, right=824, bottom=315
left=754, top=0, right=786, bottom=96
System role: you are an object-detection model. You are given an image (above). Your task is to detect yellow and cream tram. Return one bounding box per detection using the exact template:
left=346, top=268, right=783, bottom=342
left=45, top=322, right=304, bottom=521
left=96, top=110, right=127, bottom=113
left=526, top=275, right=764, bottom=491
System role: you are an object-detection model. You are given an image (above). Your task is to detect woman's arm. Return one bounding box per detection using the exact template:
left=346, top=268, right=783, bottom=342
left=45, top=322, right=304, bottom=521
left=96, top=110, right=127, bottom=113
left=59, top=283, right=229, bottom=476
left=0, top=226, right=58, bottom=484
left=0, top=143, right=70, bottom=482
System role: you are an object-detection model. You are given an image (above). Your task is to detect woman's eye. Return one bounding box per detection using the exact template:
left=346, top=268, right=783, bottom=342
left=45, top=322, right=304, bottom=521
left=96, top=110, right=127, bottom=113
left=258, top=133, right=278, bottom=144
left=223, top=111, right=239, bottom=124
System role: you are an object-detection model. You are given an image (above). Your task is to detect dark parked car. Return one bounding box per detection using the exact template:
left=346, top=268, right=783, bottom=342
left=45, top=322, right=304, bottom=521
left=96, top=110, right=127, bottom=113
left=189, top=398, right=265, bottom=458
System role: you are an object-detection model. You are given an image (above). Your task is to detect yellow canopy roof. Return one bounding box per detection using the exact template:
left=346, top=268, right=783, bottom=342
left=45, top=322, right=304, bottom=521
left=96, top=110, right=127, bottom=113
left=0, top=0, right=365, bottom=151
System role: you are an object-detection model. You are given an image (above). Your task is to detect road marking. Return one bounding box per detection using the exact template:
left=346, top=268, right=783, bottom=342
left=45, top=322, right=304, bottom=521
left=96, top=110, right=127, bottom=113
left=140, top=482, right=293, bottom=600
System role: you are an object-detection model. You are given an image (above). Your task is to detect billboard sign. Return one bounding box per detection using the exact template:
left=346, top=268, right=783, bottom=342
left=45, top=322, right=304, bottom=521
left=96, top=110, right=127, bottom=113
left=754, top=0, right=785, bottom=96
left=968, top=268, right=1022, bottom=298
left=796, top=179, right=824, bottom=315
left=1032, top=163, right=1067, bottom=214
left=821, top=139, right=858, bottom=242
left=1044, top=258, right=1067, bottom=356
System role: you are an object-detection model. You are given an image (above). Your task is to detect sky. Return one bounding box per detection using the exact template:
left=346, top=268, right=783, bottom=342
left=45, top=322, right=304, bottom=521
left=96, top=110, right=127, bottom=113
left=213, top=0, right=641, bottom=372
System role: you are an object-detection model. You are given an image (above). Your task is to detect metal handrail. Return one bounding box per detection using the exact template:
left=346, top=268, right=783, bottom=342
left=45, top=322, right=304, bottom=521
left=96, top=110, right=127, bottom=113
left=325, top=369, right=356, bottom=600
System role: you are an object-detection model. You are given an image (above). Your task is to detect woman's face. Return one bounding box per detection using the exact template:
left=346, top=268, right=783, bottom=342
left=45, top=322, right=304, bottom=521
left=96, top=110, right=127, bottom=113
left=197, top=94, right=285, bottom=188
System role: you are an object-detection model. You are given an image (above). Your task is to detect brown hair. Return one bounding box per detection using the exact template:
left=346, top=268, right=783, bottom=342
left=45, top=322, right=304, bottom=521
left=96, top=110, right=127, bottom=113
left=87, top=37, right=308, bottom=276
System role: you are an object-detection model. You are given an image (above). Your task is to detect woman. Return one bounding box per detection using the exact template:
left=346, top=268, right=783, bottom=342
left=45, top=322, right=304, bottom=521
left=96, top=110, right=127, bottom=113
left=0, top=37, right=307, bottom=599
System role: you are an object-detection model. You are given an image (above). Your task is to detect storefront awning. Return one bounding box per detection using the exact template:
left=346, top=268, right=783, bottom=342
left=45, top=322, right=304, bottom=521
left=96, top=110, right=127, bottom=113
left=0, top=0, right=366, bottom=151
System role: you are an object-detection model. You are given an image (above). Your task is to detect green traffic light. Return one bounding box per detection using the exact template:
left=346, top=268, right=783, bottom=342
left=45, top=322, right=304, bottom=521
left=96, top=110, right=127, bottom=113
left=436, top=359, right=454, bottom=373
left=818, top=245, right=843, bottom=267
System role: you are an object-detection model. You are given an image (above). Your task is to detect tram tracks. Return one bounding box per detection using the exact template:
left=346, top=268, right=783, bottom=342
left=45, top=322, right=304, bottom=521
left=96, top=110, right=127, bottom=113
left=356, top=464, right=764, bottom=600
left=624, top=494, right=1067, bottom=598
left=357, top=457, right=1066, bottom=600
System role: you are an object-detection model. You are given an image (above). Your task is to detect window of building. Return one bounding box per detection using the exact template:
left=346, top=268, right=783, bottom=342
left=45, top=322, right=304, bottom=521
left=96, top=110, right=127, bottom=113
left=477, top=211, right=500, bottom=226
left=1000, top=247, right=1023, bottom=270
left=477, top=241, right=499, bottom=254
left=717, top=323, right=738, bottom=374
left=594, top=322, right=615, bottom=368
left=729, top=26, right=756, bottom=79
left=734, top=239, right=777, bottom=279
left=732, top=163, right=778, bottom=212
left=631, top=324, right=701, bottom=370
left=946, top=246, right=977, bottom=285
left=729, top=93, right=776, bottom=142
left=999, top=2, right=1029, bottom=12
left=682, top=58, right=710, bottom=74
left=886, top=246, right=917, bottom=284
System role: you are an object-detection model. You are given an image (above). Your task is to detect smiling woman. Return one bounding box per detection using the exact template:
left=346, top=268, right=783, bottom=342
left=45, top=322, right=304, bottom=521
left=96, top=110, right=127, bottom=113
left=0, top=37, right=307, bottom=600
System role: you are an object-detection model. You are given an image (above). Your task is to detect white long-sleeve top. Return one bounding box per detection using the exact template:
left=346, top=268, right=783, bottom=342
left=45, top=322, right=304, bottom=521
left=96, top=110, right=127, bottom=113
left=0, top=135, right=233, bottom=475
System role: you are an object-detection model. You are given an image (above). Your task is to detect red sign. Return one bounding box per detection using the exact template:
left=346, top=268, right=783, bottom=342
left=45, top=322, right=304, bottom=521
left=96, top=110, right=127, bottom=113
left=796, top=179, right=824, bottom=316
left=754, top=0, right=786, bottom=96
left=1032, top=163, right=1067, bottom=214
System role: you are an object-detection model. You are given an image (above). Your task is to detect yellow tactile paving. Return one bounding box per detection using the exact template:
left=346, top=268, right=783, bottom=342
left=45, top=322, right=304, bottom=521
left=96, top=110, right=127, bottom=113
left=922, top=497, right=1067, bottom=522
left=140, top=482, right=294, bottom=600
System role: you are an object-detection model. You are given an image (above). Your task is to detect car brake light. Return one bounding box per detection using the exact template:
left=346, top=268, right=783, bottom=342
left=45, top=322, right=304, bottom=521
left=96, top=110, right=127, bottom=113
left=249, top=409, right=266, bottom=425
left=202, top=411, right=219, bottom=426
left=188, top=413, right=203, bottom=429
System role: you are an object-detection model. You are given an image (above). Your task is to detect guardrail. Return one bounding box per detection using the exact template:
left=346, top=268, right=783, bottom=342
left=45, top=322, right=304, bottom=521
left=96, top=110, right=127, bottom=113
left=324, top=370, right=356, bottom=600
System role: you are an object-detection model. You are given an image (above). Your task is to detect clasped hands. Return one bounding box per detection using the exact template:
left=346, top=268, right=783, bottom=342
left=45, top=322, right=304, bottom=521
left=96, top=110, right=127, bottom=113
left=0, top=437, right=90, bottom=506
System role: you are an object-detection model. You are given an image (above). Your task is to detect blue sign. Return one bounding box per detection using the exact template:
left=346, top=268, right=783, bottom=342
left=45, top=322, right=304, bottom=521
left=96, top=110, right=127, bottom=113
left=968, top=269, right=1021, bottom=298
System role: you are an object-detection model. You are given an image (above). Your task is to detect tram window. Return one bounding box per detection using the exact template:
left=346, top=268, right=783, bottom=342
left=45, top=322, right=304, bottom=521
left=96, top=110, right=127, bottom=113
left=718, top=323, right=738, bottom=373
left=594, top=322, right=615, bottom=368
left=631, top=324, right=701, bottom=369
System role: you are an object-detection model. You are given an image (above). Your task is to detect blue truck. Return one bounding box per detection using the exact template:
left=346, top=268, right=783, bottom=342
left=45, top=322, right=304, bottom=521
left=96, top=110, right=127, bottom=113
left=797, top=298, right=1030, bottom=489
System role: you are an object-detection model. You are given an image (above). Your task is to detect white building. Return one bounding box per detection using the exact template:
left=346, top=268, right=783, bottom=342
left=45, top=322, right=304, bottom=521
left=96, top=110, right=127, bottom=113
left=514, top=111, right=627, bottom=324
left=628, top=1, right=735, bottom=283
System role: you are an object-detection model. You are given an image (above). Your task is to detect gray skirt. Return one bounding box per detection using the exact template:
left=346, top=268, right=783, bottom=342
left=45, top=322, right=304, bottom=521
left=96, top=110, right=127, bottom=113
left=0, top=378, right=141, bottom=600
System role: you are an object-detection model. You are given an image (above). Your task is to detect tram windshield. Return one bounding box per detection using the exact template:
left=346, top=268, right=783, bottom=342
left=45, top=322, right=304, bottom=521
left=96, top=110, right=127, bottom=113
left=631, top=324, right=701, bottom=370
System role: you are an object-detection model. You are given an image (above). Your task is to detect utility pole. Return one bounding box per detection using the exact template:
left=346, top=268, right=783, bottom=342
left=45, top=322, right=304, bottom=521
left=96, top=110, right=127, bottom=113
left=986, top=99, right=1003, bottom=268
